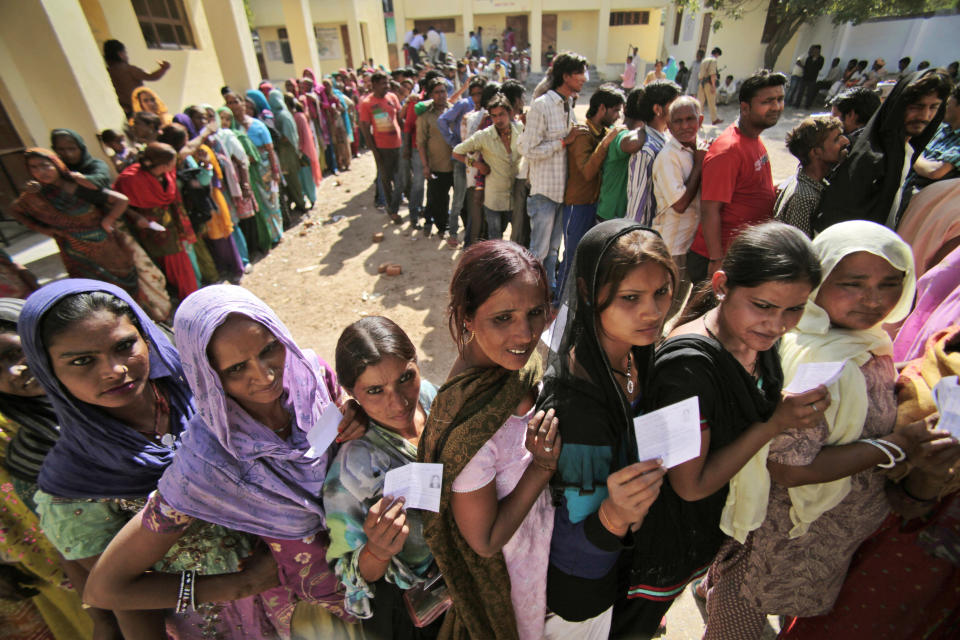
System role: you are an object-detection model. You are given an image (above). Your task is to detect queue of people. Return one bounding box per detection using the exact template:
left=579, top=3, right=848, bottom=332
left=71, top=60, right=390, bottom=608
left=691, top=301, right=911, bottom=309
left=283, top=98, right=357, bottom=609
left=1, top=41, right=960, bottom=640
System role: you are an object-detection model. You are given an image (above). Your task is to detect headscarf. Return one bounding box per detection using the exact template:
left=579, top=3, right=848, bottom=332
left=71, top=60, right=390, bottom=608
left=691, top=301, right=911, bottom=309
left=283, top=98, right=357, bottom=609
left=131, top=87, right=172, bottom=125
left=113, top=160, right=179, bottom=209
left=20, top=279, right=195, bottom=499
left=539, top=220, right=656, bottom=474
left=49, top=129, right=112, bottom=188
left=21, top=147, right=98, bottom=193
left=217, top=106, right=260, bottom=163
left=722, top=221, right=916, bottom=541
left=268, top=89, right=299, bottom=148
left=893, top=244, right=960, bottom=362
left=173, top=113, right=198, bottom=138
left=0, top=298, right=60, bottom=483
left=663, top=56, right=678, bottom=81
left=158, top=285, right=337, bottom=539
left=896, top=177, right=960, bottom=277
left=258, top=81, right=274, bottom=99
left=814, top=70, right=946, bottom=231
left=245, top=89, right=273, bottom=124
left=418, top=350, right=541, bottom=640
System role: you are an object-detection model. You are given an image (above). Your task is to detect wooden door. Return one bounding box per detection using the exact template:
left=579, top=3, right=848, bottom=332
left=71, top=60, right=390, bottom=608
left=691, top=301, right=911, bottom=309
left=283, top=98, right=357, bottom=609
left=699, top=13, right=712, bottom=52
left=506, top=14, right=528, bottom=51
left=340, top=24, right=353, bottom=69
left=542, top=14, right=557, bottom=67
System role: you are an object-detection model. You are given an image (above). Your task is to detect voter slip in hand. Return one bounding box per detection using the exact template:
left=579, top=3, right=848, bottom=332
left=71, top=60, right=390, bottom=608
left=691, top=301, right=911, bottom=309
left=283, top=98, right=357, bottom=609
left=783, top=361, right=847, bottom=394
left=383, top=463, right=444, bottom=512
left=304, top=404, right=342, bottom=458
left=932, top=376, right=960, bottom=439
left=633, top=396, right=701, bottom=469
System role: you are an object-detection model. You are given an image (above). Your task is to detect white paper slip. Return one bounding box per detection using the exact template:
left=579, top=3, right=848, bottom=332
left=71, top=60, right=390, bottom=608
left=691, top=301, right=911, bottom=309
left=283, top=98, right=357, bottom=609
left=383, top=463, right=444, bottom=512
left=783, top=361, right=847, bottom=394
left=932, top=376, right=960, bottom=438
left=304, top=404, right=342, bottom=458
left=633, top=396, right=701, bottom=469
left=146, top=221, right=166, bottom=232
left=540, top=303, right=569, bottom=352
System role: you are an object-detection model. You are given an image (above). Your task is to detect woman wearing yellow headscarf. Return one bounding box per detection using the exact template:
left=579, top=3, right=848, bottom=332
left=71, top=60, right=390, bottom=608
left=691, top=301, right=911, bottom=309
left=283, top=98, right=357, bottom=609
left=131, top=86, right=172, bottom=125
left=702, top=221, right=951, bottom=640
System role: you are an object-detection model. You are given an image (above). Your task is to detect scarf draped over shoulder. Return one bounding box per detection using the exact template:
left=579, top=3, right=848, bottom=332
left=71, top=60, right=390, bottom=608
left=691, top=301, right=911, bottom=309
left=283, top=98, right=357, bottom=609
left=417, top=354, right=542, bottom=640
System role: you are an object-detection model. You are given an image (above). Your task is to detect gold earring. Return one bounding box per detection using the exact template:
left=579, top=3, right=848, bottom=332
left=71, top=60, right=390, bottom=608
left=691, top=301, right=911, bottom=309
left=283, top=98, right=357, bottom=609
left=781, top=326, right=787, bottom=332
left=464, top=331, right=476, bottom=345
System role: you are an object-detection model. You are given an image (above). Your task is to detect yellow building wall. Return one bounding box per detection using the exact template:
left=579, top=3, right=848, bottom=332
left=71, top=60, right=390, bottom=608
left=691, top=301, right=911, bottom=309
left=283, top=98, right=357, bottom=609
left=555, top=11, right=599, bottom=60
left=89, top=0, right=227, bottom=114
left=258, top=25, right=299, bottom=80
left=400, top=16, right=466, bottom=59
left=604, top=9, right=661, bottom=66
left=0, top=0, right=124, bottom=162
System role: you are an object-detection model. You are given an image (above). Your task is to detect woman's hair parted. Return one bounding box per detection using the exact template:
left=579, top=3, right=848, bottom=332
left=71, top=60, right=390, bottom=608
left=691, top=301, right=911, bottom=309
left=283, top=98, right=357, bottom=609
left=40, top=292, right=140, bottom=348
left=447, top=240, right=549, bottom=354
left=335, top=316, right=417, bottom=390
left=593, top=229, right=678, bottom=313
left=681, top=222, right=822, bottom=323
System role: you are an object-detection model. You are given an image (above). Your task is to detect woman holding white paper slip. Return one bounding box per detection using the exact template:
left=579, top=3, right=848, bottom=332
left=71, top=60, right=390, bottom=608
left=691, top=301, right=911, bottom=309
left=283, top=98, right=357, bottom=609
left=535, top=220, right=673, bottom=638
left=322, top=316, right=446, bottom=637
left=703, top=221, right=949, bottom=639
left=85, top=285, right=367, bottom=638
left=418, top=241, right=559, bottom=640
left=624, top=222, right=827, bottom=637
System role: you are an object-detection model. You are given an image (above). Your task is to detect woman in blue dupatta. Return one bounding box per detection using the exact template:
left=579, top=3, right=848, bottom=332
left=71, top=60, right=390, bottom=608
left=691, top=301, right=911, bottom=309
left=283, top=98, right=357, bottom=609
left=22, top=279, right=284, bottom=639
left=267, top=89, right=307, bottom=215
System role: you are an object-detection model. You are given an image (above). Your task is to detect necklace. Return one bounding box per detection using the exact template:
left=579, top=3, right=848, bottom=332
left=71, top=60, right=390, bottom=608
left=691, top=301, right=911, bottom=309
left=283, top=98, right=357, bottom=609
left=704, top=320, right=760, bottom=378
left=610, top=352, right=635, bottom=394
left=149, top=381, right=176, bottom=447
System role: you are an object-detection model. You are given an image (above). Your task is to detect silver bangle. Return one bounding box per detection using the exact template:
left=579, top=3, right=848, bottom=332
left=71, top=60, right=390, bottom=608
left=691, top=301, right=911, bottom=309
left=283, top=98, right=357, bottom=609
left=858, top=438, right=900, bottom=469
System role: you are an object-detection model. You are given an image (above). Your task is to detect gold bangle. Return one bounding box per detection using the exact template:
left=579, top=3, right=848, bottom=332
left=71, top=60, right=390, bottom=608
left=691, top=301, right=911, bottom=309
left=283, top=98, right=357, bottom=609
left=598, top=502, right=626, bottom=535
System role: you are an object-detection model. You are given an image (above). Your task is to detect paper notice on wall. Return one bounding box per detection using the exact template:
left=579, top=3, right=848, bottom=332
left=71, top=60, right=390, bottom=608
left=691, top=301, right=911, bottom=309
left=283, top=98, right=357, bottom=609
left=265, top=40, right=283, bottom=62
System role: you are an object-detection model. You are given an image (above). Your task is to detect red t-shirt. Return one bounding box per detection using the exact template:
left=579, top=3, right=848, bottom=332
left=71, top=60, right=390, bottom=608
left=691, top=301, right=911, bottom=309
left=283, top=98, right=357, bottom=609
left=403, top=96, right=420, bottom=149
left=358, top=93, right=402, bottom=149
left=689, top=124, right=775, bottom=258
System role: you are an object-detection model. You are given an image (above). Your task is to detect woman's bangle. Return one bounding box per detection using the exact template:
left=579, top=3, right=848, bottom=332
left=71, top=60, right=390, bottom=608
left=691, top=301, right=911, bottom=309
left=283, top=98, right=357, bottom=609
left=858, top=438, right=905, bottom=469
left=363, top=545, right=391, bottom=564
left=598, top=501, right=627, bottom=536
left=175, top=569, right=196, bottom=613
left=532, top=459, right=557, bottom=474
left=899, top=479, right=937, bottom=504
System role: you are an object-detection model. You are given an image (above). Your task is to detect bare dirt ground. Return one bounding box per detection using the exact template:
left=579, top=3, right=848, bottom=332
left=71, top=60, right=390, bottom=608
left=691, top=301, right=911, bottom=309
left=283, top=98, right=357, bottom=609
left=11, top=97, right=811, bottom=638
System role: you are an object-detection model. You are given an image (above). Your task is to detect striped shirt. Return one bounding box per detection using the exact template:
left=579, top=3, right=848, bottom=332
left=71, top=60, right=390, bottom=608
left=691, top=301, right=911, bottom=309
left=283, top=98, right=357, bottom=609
left=627, top=127, right=667, bottom=225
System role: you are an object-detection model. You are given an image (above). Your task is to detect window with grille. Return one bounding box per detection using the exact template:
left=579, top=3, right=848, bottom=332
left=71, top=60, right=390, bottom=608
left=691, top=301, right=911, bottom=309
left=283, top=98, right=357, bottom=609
left=132, top=0, right=196, bottom=49
left=609, top=11, right=650, bottom=26
left=277, top=27, right=293, bottom=63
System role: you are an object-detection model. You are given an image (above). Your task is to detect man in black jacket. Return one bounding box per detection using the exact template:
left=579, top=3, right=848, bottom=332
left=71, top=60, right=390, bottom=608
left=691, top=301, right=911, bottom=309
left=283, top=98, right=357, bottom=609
left=795, top=45, right=824, bottom=109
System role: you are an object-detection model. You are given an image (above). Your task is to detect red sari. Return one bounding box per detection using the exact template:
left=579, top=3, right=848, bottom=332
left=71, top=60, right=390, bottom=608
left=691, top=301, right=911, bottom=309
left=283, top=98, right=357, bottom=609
left=113, top=163, right=198, bottom=300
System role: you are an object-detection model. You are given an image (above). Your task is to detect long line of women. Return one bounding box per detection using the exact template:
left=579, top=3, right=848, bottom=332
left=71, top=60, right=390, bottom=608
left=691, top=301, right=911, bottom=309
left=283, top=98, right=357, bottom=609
left=8, top=72, right=364, bottom=324
left=1, top=217, right=958, bottom=640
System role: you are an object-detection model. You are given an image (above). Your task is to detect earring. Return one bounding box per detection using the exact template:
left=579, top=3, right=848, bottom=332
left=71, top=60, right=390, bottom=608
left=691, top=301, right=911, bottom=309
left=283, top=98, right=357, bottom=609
left=716, top=294, right=726, bottom=301
left=464, top=331, right=476, bottom=345
left=781, top=326, right=787, bottom=332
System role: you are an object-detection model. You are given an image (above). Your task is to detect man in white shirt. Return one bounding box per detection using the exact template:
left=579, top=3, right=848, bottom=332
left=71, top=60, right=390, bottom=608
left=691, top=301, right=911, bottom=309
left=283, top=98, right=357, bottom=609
left=409, top=29, right=424, bottom=65
left=517, top=51, right=587, bottom=296
left=652, top=96, right=707, bottom=279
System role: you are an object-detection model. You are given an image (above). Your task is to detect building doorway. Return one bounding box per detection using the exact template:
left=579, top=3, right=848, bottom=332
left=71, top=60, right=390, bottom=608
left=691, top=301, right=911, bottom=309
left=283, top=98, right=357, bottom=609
left=542, top=14, right=557, bottom=67
left=506, top=14, right=529, bottom=50
left=340, top=24, right=354, bottom=68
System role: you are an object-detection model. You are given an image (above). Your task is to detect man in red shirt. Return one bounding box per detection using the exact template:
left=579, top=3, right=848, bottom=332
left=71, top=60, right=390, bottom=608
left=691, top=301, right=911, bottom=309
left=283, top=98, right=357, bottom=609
left=359, top=71, right=404, bottom=223
left=687, top=70, right=787, bottom=284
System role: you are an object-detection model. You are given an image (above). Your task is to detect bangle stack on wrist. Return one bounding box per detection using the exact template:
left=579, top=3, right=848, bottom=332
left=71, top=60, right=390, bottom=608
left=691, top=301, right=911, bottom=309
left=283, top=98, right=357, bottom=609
left=858, top=438, right=906, bottom=469
left=175, top=569, right=196, bottom=613
left=598, top=501, right=626, bottom=535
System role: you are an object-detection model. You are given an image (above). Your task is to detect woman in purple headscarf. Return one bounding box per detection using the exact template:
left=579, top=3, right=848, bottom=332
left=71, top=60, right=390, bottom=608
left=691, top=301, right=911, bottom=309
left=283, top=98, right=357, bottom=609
left=22, top=279, right=283, bottom=639
left=85, top=285, right=367, bottom=638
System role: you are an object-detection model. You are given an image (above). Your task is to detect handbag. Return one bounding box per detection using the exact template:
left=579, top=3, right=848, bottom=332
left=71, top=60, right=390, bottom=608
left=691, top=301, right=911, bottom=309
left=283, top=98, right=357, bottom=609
left=402, top=565, right=452, bottom=628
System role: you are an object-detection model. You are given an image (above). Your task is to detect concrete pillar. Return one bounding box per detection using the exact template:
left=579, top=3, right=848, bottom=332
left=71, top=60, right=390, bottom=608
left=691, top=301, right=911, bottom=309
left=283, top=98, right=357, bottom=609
left=595, top=0, right=611, bottom=71
left=530, top=0, right=542, bottom=72
left=393, top=0, right=407, bottom=48
left=281, top=0, right=321, bottom=78
left=462, top=0, right=474, bottom=53
left=347, top=3, right=364, bottom=70
left=202, top=0, right=259, bottom=90
left=0, top=0, right=125, bottom=158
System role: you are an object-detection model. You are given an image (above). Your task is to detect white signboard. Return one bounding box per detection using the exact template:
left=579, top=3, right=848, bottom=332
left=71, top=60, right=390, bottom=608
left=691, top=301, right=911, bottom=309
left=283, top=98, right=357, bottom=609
left=315, top=26, right=342, bottom=60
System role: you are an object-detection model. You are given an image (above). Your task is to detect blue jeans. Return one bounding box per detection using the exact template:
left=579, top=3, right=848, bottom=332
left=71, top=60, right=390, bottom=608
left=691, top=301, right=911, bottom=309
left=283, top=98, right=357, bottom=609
left=527, top=193, right=564, bottom=293
left=557, top=203, right=598, bottom=295
left=483, top=206, right=511, bottom=240
left=408, top=151, right=425, bottom=225
left=449, top=161, right=466, bottom=235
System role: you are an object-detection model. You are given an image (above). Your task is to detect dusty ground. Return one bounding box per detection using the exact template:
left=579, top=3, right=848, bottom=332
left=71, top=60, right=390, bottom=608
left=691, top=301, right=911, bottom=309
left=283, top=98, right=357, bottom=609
left=11, top=97, right=814, bottom=638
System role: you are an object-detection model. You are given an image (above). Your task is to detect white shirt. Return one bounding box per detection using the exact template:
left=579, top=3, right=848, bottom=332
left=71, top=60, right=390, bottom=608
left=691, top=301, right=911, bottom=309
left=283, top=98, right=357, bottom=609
left=517, top=90, right=576, bottom=203
left=652, top=135, right=704, bottom=256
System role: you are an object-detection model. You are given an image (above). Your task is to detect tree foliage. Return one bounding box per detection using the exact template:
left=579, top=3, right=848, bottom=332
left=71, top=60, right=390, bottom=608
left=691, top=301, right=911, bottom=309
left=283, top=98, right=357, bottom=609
left=676, top=0, right=957, bottom=69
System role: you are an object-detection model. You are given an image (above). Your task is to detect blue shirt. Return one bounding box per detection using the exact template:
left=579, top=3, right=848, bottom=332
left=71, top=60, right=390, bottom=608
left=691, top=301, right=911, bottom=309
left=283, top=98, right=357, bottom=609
left=437, top=97, right=476, bottom=148
left=921, top=122, right=960, bottom=167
